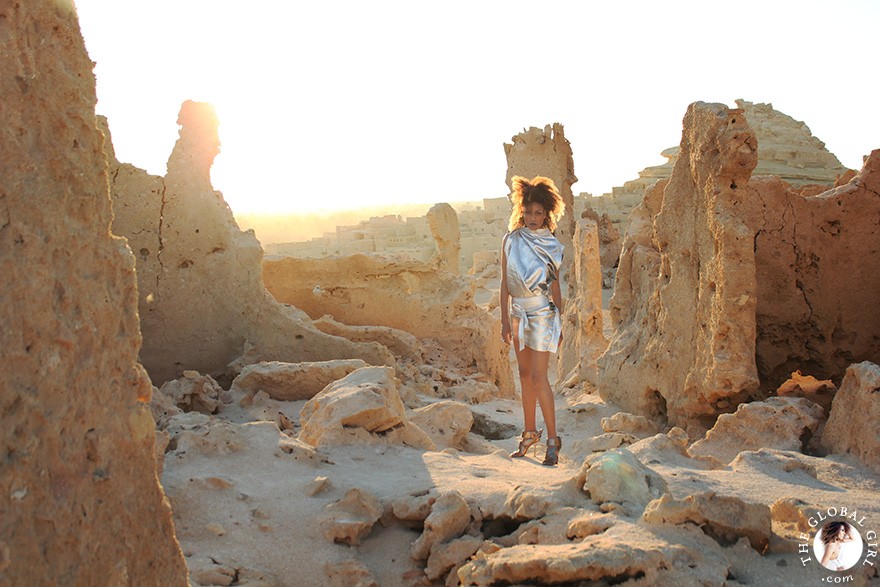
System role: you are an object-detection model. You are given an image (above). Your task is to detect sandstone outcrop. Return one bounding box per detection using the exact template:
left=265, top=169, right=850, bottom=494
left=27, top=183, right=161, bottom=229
left=821, top=361, right=880, bottom=473
left=263, top=253, right=514, bottom=394
left=598, top=102, right=762, bottom=431
left=688, top=397, right=824, bottom=466
left=298, top=367, right=435, bottom=449
left=599, top=101, right=880, bottom=430
left=101, top=111, right=389, bottom=385
left=0, top=2, right=187, bottom=583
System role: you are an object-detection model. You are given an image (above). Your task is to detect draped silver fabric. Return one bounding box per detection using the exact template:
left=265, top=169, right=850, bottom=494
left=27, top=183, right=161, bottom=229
left=504, top=227, right=564, bottom=352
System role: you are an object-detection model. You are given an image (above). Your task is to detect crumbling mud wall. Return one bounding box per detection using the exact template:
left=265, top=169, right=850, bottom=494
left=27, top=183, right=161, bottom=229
left=599, top=102, right=880, bottom=432
left=750, top=151, right=880, bottom=388
left=262, top=253, right=515, bottom=394
left=0, top=2, right=187, bottom=584
left=599, top=103, right=762, bottom=432
left=102, top=107, right=391, bottom=385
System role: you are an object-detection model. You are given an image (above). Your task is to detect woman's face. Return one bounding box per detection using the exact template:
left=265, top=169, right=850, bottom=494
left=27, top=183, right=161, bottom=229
left=522, top=202, right=548, bottom=230
left=838, top=526, right=847, bottom=540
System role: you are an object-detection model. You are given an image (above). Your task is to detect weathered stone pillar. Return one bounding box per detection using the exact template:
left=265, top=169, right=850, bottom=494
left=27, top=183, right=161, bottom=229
left=426, top=202, right=460, bottom=273
left=598, top=102, right=761, bottom=434
left=0, top=1, right=188, bottom=584
left=558, top=218, right=606, bottom=388
left=503, top=123, right=577, bottom=288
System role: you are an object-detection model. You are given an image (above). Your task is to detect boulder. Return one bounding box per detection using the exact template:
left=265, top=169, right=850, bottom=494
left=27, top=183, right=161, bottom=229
left=320, top=488, right=384, bottom=546
left=411, top=491, right=472, bottom=561
left=688, top=397, right=824, bottom=465
left=231, top=359, right=368, bottom=401
left=576, top=449, right=667, bottom=516
left=642, top=492, right=772, bottom=553
left=298, top=367, right=434, bottom=449
left=821, top=361, right=880, bottom=473
left=409, top=401, right=474, bottom=450
left=159, top=370, right=225, bottom=414
left=776, top=370, right=836, bottom=414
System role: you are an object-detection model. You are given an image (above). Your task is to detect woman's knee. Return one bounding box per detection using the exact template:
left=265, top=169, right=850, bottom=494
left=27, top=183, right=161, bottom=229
left=529, top=372, right=549, bottom=387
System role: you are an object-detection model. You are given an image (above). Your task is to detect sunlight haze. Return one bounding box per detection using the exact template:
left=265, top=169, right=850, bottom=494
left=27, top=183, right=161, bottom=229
left=74, top=0, right=879, bottom=215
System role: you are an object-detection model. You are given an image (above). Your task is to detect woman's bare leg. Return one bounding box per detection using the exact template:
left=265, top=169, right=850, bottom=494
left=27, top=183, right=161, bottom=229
left=528, top=349, right=556, bottom=439
left=513, top=328, right=539, bottom=432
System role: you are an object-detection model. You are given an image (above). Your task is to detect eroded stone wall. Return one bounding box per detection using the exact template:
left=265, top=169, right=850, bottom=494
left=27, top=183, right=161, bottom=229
left=102, top=108, right=391, bottom=385
left=0, top=2, right=187, bottom=584
left=750, top=150, right=880, bottom=388
left=262, top=254, right=515, bottom=394
left=599, top=102, right=880, bottom=432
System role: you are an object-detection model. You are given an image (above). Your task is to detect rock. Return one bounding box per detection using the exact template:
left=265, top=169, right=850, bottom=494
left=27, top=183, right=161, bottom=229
left=231, top=360, right=368, bottom=401
left=411, top=491, right=472, bottom=561
left=601, top=412, right=659, bottom=438
left=298, top=367, right=434, bottom=450
left=313, top=315, right=422, bottom=363
left=427, top=203, right=461, bottom=273
left=305, top=476, right=332, bottom=497
left=470, top=411, right=518, bottom=441
left=159, top=371, right=225, bottom=414
left=102, top=107, right=389, bottom=386
left=425, top=535, right=483, bottom=581
left=776, top=370, right=836, bottom=415
left=643, top=492, right=772, bottom=553
left=598, top=102, right=762, bottom=431
left=688, top=397, right=824, bottom=465
left=822, top=361, right=880, bottom=473
left=456, top=522, right=731, bottom=586
left=391, top=490, right=438, bottom=523
left=320, top=488, right=384, bottom=546
left=576, top=449, right=667, bottom=517
left=323, top=559, right=378, bottom=587
left=566, top=511, right=618, bottom=540
left=409, top=401, right=474, bottom=450
left=0, top=2, right=187, bottom=583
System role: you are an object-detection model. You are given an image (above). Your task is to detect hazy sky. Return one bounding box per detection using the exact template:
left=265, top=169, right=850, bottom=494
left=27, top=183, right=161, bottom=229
left=75, top=1, right=879, bottom=214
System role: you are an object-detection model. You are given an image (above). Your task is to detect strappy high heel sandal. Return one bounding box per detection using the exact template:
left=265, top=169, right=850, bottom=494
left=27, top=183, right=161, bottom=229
left=510, top=429, right=543, bottom=458
left=543, top=436, right=562, bottom=466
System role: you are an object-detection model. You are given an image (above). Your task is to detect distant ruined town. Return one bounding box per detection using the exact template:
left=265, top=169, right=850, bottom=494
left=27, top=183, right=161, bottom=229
left=266, top=100, right=849, bottom=282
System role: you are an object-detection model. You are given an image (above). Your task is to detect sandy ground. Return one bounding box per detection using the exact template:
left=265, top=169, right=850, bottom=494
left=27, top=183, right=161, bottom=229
left=158, top=283, right=880, bottom=586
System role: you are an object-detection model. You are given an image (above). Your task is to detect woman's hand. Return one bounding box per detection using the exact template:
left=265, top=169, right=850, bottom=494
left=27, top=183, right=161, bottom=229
left=501, top=322, right=512, bottom=345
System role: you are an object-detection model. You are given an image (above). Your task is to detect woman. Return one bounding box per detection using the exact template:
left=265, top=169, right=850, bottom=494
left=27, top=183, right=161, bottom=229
left=820, top=521, right=855, bottom=571
left=500, top=175, right=565, bottom=466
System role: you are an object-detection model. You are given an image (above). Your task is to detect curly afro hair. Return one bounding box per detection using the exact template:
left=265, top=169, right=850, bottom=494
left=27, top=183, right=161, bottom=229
left=507, top=175, right=565, bottom=232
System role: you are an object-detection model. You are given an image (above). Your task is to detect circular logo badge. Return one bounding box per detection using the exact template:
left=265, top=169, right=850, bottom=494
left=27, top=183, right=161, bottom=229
left=813, top=521, right=864, bottom=572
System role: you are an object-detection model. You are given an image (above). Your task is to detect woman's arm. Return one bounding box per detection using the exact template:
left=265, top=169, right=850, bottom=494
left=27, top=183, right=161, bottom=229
left=500, top=237, right=511, bottom=344
left=550, top=275, right=564, bottom=315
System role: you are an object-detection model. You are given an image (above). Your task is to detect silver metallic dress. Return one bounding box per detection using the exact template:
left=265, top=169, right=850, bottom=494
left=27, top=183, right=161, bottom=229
left=504, top=227, right=564, bottom=353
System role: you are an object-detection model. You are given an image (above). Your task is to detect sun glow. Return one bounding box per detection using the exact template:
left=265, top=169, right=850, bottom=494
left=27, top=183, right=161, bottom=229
left=75, top=1, right=880, bottom=216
